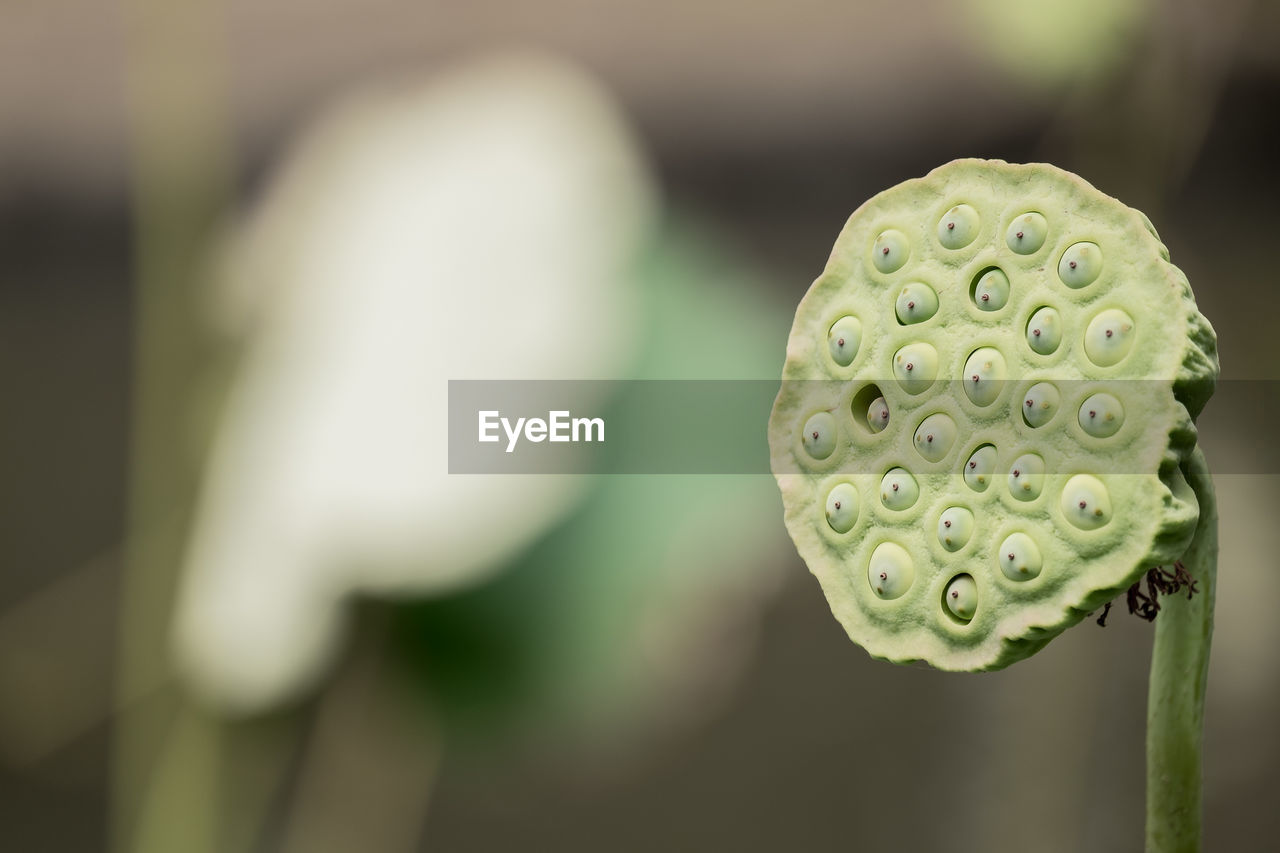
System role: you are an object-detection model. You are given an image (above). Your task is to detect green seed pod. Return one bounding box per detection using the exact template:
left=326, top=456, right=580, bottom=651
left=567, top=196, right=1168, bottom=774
left=801, top=411, right=837, bottom=460
left=944, top=574, right=978, bottom=621
left=973, top=268, right=1011, bottom=311
left=826, top=482, right=861, bottom=533
left=896, top=282, right=940, bottom=325
left=866, top=395, right=890, bottom=433
left=1078, top=392, right=1125, bottom=438
left=828, top=316, right=862, bottom=366
left=914, top=412, right=957, bottom=462
left=769, top=158, right=1217, bottom=670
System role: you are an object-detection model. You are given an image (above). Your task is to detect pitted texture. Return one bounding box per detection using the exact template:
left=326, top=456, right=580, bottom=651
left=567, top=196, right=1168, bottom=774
left=768, top=159, right=1218, bottom=671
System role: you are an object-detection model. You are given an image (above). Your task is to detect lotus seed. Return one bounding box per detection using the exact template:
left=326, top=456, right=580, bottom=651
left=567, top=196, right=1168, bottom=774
left=1025, top=306, right=1062, bottom=355
left=963, top=347, right=1007, bottom=406
left=873, top=229, right=911, bottom=273
left=1084, top=309, right=1136, bottom=367
left=868, top=541, right=915, bottom=599
left=893, top=342, right=939, bottom=395
left=1058, top=242, right=1102, bottom=289
left=1006, top=212, right=1048, bottom=254
left=938, top=506, right=974, bottom=552
left=973, top=268, right=1011, bottom=312
left=1021, top=382, right=1061, bottom=428
left=801, top=412, right=838, bottom=460
left=825, top=483, right=860, bottom=533
left=880, top=467, right=920, bottom=511
left=997, top=532, right=1043, bottom=581
left=896, top=282, right=940, bottom=325
left=1078, top=392, right=1125, bottom=438
left=866, top=395, right=890, bottom=433
left=827, top=316, right=863, bottom=367
left=944, top=574, right=978, bottom=621
left=938, top=204, right=980, bottom=249
left=913, top=412, right=957, bottom=463
left=1059, top=474, right=1113, bottom=530
left=963, top=444, right=997, bottom=492
left=1007, top=453, right=1046, bottom=501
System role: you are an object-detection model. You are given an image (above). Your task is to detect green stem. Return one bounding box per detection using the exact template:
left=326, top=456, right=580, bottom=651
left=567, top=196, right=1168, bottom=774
left=1146, top=447, right=1217, bottom=852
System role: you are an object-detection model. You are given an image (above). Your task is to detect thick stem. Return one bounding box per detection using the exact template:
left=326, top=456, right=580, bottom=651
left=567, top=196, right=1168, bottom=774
left=1146, top=447, right=1217, bottom=852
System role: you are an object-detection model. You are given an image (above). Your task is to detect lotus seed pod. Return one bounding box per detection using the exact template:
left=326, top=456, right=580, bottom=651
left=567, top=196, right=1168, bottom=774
left=1006, top=211, right=1048, bottom=254
left=893, top=342, right=939, bottom=395
left=938, top=204, right=981, bottom=250
left=938, top=507, right=974, bottom=552
left=944, top=574, right=978, bottom=621
left=828, top=316, right=862, bottom=366
left=880, top=467, right=919, bottom=511
left=914, top=412, right=958, bottom=462
left=1085, top=308, right=1136, bottom=367
left=825, top=482, right=861, bottom=533
left=1026, top=306, right=1062, bottom=355
left=896, top=282, right=940, bottom=325
left=770, top=158, right=1217, bottom=671
left=866, top=395, right=890, bottom=433
left=868, top=542, right=914, bottom=599
left=1021, top=381, right=1060, bottom=428
left=964, top=444, right=997, bottom=492
left=801, top=411, right=837, bottom=460
left=1058, top=241, right=1102, bottom=289
left=963, top=346, right=1007, bottom=406
left=998, top=532, right=1042, bottom=581
left=973, top=268, right=1011, bottom=311
left=1078, top=392, right=1125, bottom=438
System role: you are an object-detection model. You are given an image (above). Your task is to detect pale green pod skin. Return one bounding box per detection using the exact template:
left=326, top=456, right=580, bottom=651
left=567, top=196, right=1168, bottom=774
left=963, top=346, right=1007, bottom=406
left=1079, top=392, right=1124, bottom=438
left=825, top=482, right=860, bottom=533
left=944, top=574, right=978, bottom=621
left=800, top=411, right=837, bottom=460
left=938, top=204, right=981, bottom=250
left=998, top=532, right=1043, bottom=581
left=1007, top=453, right=1046, bottom=501
left=868, top=542, right=914, bottom=599
left=828, top=316, right=862, bottom=367
left=973, top=268, right=1011, bottom=311
left=769, top=158, right=1217, bottom=671
left=938, top=506, right=974, bottom=552
left=1022, top=381, right=1060, bottom=428
left=914, top=412, right=957, bottom=463
left=880, top=467, right=919, bottom=511
left=1085, top=308, right=1136, bottom=367
left=893, top=342, right=939, bottom=395
left=1006, top=211, right=1048, bottom=254
left=1058, top=241, right=1102, bottom=289
left=896, top=282, right=939, bottom=325
left=866, top=396, right=890, bottom=433
left=873, top=229, right=911, bottom=273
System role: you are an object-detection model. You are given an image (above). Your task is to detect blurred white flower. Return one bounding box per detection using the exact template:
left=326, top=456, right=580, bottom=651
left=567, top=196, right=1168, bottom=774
left=173, top=53, right=656, bottom=714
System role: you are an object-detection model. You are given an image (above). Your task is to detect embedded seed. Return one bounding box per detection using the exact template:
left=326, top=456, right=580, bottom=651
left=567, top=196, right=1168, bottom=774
left=1006, top=212, right=1048, bottom=254
left=1007, top=453, right=1046, bottom=501
left=1084, top=309, right=1136, bottom=367
left=1021, top=382, right=1060, bottom=428
left=893, top=342, right=939, bottom=395
left=827, top=316, right=863, bottom=366
left=963, top=347, right=1007, bottom=406
left=825, top=483, right=860, bottom=533
left=880, top=467, right=920, bottom=511
left=866, top=396, right=890, bottom=433
left=1059, top=474, right=1113, bottom=530
left=973, top=268, right=1011, bottom=311
left=944, top=574, right=978, bottom=621
left=1078, top=392, right=1125, bottom=438
left=873, top=229, right=911, bottom=273
left=896, top=282, right=940, bottom=325
left=868, top=541, right=915, bottom=599
left=938, top=507, right=974, bottom=552
left=914, top=412, right=957, bottom=462
left=964, top=445, right=997, bottom=492
left=1026, top=306, right=1062, bottom=355
left=801, top=412, right=838, bottom=460
left=938, top=204, right=980, bottom=250
left=1058, top=241, right=1102, bottom=289
left=997, top=532, right=1043, bottom=580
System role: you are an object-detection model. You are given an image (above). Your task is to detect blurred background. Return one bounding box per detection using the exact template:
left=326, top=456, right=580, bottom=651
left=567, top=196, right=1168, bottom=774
left=2, top=1, right=1279, bottom=851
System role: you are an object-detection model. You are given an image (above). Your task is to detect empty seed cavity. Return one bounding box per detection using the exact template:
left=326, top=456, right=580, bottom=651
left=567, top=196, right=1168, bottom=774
left=896, top=282, right=940, bottom=325
left=944, top=574, right=978, bottom=622
left=880, top=467, right=920, bottom=511
left=971, top=267, right=1011, bottom=312
left=963, top=347, right=1007, bottom=406
left=801, top=411, right=838, bottom=460
left=938, top=506, right=974, bottom=552
left=827, top=315, right=863, bottom=366
left=1078, top=392, right=1125, bottom=438
left=964, top=444, right=997, bottom=492
left=938, top=204, right=981, bottom=250
left=825, top=483, right=861, bottom=533
left=873, top=229, right=911, bottom=274
left=1007, top=453, right=1046, bottom=501
left=914, top=412, right=957, bottom=463
left=893, top=342, right=939, bottom=395
left=1059, top=474, right=1113, bottom=530
left=1006, top=212, right=1048, bottom=254
left=868, top=541, right=915, bottom=599
left=1058, top=242, right=1102, bottom=289
left=998, top=532, right=1043, bottom=581
left=1026, top=306, right=1062, bottom=355
left=1084, top=309, right=1136, bottom=367
left=1021, top=382, right=1060, bottom=428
